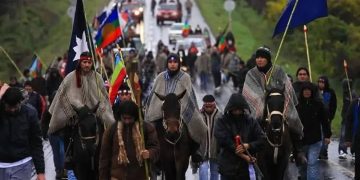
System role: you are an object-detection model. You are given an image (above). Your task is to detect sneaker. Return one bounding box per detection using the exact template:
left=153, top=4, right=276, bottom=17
left=338, top=151, right=347, bottom=160
left=352, top=153, right=356, bottom=161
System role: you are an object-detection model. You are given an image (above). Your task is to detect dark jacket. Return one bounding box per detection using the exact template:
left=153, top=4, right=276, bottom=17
left=26, top=91, right=42, bottom=119
left=345, top=98, right=360, bottom=148
left=99, top=121, right=160, bottom=180
left=0, top=103, right=45, bottom=173
left=319, top=76, right=337, bottom=121
left=214, top=94, right=265, bottom=178
left=297, top=82, right=332, bottom=145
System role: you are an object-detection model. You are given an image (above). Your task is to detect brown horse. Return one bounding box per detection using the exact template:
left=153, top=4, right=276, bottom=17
left=153, top=90, right=201, bottom=180
left=257, top=88, right=292, bottom=180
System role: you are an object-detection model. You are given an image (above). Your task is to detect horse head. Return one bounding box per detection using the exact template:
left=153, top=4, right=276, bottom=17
left=264, top=87, right=285, bottom=147
left=71, top=102, right=100, bottom=152
left=155, top=90, right=186, bottom=142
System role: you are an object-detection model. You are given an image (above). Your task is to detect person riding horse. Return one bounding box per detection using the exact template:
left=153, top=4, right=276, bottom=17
left=145, top=53, right=207, bottom=176
left=242, top=46, right=305, bottom=178
left=48, top=52, right=115, bottom=180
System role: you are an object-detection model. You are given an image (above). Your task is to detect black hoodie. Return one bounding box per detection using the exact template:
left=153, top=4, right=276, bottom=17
left=297, top=82, right=332, bottom=145
left=214, top=93, right=265, bottom=177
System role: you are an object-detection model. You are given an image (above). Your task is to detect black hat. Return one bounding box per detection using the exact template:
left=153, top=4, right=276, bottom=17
left=113, top=100, right=139, bottom=121
left=255, top=46, right=271, bottom=62
left=167, top=53, right=180, bottom=63
left=118, top=82, right=131, bottom=94
left=203, top=94, right=215, bottom=102
left=2, top=87, right=24, bottom=106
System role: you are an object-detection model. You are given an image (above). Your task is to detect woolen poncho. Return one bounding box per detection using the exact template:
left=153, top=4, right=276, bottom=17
left=48, top=71, right=115, bottom=133
left=145, top=70, right=207, bottom=154
left=242, top=65, right=303, bottom=136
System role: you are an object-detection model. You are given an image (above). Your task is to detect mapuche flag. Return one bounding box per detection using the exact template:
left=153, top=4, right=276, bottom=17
left=65, top=0, right=90, bottom=75
left=95, top=4, right=122, bottom=54
left=29, top=54, right=42, bottom=78
left=109, top=51, right=127, bottom=105
left=273, top=0, right=328, bottom=37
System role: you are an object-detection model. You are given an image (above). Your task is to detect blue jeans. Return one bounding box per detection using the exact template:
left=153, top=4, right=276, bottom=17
left=199, top=72, right=208, bottom=90
left=49, top=135, right=65, bottom=171
left=0, top=160, right=33, bottom=180
left=299, top=141, right=322, bottom=180
left=199, top=160, right=219, bottom=180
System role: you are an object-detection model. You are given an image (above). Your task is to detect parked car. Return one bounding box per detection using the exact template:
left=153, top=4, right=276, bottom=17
left=156, top=3, right=182, bottom=25
left=168, top=22, right=184, bottom=44
left=121, top=0, right=145, bottom=23
left=175, top=36, right=207, bottom=56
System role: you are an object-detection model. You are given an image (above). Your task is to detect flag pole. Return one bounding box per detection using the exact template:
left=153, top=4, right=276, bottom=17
left=303, top=25, right=312, bottom=82
left=267, top=0, right=300, bottom=85
left=0, top=46, right=25, bottom=79
left=81, top=0, right=103, bottom=100
left=116, top=44, right=149, bottom=180
left=343, top=60, right=353, bottom=102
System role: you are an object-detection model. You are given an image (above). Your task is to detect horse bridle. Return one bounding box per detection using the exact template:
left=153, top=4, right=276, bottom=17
left=162, top=100, right=184, bottom=145
left=77, top=112, right=100, bottom=151
left=265, top=92, right=286, bottom=148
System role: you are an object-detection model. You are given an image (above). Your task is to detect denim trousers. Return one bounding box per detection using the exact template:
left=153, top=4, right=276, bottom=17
left=0, top=160, right=33, bottom=180
left=49, top=135, right=65, bottom=171
left=199, top=160, right=220, bottom=180
left=200, top=72, right=208, bottom=90
left=299, top=141, right=322, bottom=180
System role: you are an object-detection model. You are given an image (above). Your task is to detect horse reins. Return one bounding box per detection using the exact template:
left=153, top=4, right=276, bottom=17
left=265, top=92, right=287, bottom=164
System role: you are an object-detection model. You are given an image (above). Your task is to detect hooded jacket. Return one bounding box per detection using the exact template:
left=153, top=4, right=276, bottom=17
left=319, top=76, right=337, bottom=121
left=0, top=103, right=44, bottom=174
left=214, top=93, right=265, bottom=177
left=297, top=82, right=332, bottom=145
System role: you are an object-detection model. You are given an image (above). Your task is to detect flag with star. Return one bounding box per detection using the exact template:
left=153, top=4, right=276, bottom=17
left=65, top=0, right=90, bottom=75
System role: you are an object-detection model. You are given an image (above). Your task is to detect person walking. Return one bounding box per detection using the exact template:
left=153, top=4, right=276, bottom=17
left=99, top=100, right=160, bottom=180
left=215, top=93, right=265, bottom=180
left=0, top=87, right=45, bottom=180
left=318, top=75, right=337, bottom=160
left=199, top=95, right=223, bottom=180
left=296, top=82, right=332, bottom=180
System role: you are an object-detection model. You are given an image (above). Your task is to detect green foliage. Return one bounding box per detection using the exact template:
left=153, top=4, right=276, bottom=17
left=0, top=0, right=108, bottom=81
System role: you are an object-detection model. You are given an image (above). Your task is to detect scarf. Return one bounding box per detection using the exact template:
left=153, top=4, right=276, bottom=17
left=117, top=121, right=143, bottom=165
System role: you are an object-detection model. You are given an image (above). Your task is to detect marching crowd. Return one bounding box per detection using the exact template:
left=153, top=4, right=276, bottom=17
left=0, top=37, right=359, bottom=180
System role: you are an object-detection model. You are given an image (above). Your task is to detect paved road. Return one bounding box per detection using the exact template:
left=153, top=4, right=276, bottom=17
left=32, top=0, right=356, bottom=179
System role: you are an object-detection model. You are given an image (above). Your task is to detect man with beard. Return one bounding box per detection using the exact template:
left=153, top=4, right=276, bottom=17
left=48, top=52, right=115, bottom=179
left=0, top=87, right=45, bottom=180
left=144, top=53, right=207, bottom=165
left=99, top=100, right=160, bottom=180
left=214, top=93, right=265, bottom=179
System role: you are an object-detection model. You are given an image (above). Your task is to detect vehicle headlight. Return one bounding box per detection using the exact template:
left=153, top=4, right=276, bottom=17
left=139, top=7, right=144, bottom=12
left=134, top=10, right=140, bottom=16
left=171, top=12, right=178, bottom=16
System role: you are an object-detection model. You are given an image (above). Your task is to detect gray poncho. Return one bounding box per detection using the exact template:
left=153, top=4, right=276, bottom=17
left=242, top=65, right=303, bottom=136
left=145, top=71, right=207, bottom=154
left=48, top=71, right=115, bottom=133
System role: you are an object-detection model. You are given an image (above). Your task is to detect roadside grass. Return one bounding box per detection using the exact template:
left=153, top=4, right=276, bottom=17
left=195, top=0, right=343, bottom=136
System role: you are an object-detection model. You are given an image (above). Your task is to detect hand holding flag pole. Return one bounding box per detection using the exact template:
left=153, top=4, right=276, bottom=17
left=303, top=25, right=312, bottom=82
left=115, top=44, right=149, bottom=179
left=235, top=135, right=263, bottom=178
left=343, top=60, right=353, bottom=102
